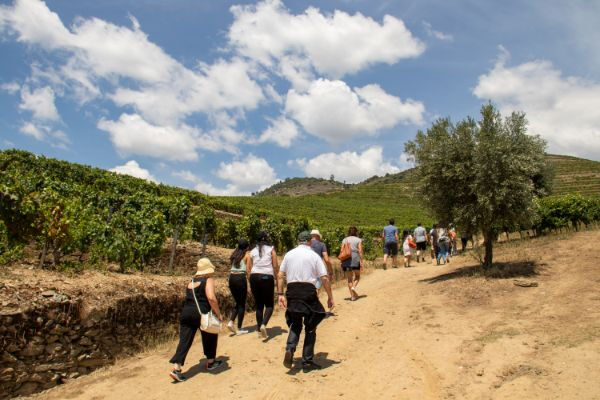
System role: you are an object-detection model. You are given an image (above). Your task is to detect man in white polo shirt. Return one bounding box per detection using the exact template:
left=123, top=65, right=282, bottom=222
left=277, top=231, right=334, bottom=371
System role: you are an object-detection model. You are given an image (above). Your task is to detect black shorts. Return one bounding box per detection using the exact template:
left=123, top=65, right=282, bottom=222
left=383, top=242, right=398, bottom=256
left=341, top=258, right=360, bottom=271
left=416, top=241, right=427, bottom=251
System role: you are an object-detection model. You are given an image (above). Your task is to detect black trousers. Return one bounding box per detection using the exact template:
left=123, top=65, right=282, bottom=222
left=228, top=273, right=247, bottom=329
left=249, top=273, right=274, bottom=328
left=286, top=311, right=319, bottom=363
left=169, top=308, right=218, bottom=366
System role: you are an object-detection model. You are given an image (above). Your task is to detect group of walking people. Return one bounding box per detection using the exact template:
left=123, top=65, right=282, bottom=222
left=381, top=220, right=469, bottom=268
left=168, top=228, right=351, bottom=382
left=168, top=220, right=470, bottom=382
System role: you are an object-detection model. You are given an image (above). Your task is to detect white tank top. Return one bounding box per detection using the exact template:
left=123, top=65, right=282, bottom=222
left=250, top=245, right=274, bottom=275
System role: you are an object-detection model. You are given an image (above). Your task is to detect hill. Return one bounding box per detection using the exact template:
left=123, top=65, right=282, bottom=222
left=223, top=154, right=600, bottom=228
left=257, top=177, right=346, bottom=196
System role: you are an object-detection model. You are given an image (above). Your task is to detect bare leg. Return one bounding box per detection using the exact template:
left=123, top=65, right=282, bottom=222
left=391, top=255, right=397, bottom=268
left=353, top=270, right=361, bottom=290
left=383, top=254, right=388, bottom=269
left=346, top=271, right=354, bottom=299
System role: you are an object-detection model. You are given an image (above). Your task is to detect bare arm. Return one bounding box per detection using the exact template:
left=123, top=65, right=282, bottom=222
left=205, top=277, right=223, bottom=321
left=277, top=270, right=286, bottom=309
left=358, top=241, right=364, bottom=271
left=320, top=275, right=334, bottom=310
left=271, top=249, right=281, bottom=293
left=244, top=252, right=251, bottom=281
left=322, top=251, right=333, bottom=276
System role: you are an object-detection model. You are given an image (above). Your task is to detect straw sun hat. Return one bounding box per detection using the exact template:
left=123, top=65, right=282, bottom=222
left=195, top=258, right=216, bottom=276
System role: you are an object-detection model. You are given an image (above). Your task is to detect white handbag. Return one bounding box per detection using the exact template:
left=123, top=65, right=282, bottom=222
left=191, top=279, right=221, bottom=334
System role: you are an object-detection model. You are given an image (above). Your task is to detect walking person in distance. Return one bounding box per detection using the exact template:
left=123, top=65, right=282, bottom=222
left=437, top=226, right=450, bottom=265
left=310, top=229, right=333, bottom=290
left=227, top=239, right=250, bottom=335
left=248, top=231, right=281, bottom=339
left=413, top=222, right=428, bottom=263
left=341, top=226, right=364, bottom=301
left=278, top=231, right=334, bottom=371
left=382, top=218, right=399, bottom=269
left=402, top=229, right=416, bottom=268
left=169, top=258, right=224, bottom=382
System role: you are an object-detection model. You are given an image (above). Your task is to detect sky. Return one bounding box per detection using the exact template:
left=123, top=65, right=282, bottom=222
left=1, top=0, right=599, bottom=195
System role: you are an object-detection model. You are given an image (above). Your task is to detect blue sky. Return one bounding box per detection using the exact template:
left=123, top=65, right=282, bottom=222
left=1, top=0, right=599, bottom=194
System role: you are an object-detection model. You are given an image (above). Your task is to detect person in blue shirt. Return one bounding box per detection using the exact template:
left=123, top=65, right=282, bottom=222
left=382, top=219, right=399, bottom=269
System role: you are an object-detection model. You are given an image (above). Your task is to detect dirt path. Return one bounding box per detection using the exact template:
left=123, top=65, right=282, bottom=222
left=31, top=232, right=600, bottom=400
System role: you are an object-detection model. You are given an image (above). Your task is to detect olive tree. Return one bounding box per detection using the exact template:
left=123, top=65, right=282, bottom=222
left=405, top=103, right=551, bottom=268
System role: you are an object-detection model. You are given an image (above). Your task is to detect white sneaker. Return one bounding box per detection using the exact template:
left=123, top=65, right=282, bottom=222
left=259, top=324, right=268, bottom=339
left=236, top=329, right=249, bottom=335
left=227, top=321, right=236, bottom=334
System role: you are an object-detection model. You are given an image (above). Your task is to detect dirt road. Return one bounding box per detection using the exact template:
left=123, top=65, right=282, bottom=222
left=32, top=232, right=600, bottom=400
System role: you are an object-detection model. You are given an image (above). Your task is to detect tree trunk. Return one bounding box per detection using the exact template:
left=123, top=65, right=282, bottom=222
left=201, top=233, right=208, bottom=256
left=39, top=241, right=47, bottom=269
left=169, top=226, right=179, bottom=272
left=483, top=231, right=494, bottom=269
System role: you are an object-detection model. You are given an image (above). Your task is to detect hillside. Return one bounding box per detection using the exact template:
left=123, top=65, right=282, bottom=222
left=223, top=154, right=600, bottom=228
left=257, top=177, right=346, bottom=196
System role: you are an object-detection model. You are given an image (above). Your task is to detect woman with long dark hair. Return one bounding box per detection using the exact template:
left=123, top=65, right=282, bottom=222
left=227, top=239, right=250, bottom=335
left=247, top=231, right=281, bottom=339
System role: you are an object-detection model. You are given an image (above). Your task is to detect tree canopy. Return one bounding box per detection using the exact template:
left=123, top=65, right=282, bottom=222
left=405, top=103, right=551, bottom=267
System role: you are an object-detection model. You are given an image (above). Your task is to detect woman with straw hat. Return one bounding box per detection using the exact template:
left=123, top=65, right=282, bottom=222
left=169, top=258, right=224, bottom=382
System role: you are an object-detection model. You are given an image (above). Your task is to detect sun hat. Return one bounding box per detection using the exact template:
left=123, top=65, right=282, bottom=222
left=310, top=229, right=321, bottom=238
left=195, top=258, right=216, bottom=276
left=298, top=231, right=312, bottom=242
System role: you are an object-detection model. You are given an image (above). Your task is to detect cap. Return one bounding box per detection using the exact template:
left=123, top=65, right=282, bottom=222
left=298, top=231, right=312, bottom=242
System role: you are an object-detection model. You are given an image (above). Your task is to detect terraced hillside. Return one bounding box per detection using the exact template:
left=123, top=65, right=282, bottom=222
left=546, top=154, right=600, bottom=196
left=223, top=155, right=600, bottom=227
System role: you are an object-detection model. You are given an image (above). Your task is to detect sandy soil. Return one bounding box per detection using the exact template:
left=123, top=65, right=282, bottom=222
left=26, top=231, right=600, bottom=400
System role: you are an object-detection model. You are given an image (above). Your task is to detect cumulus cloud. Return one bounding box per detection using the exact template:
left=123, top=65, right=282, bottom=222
left=0, top=0, right=264, bottom=157
left=172, top=154, right=278, bottom=196
left=473, top=49, right=600, bottom=159
left=422, top=21, right=453, bottom=42
left=256, top=116, right=299, bottom=147
left=229, top=0, right=425, bottom=81
left=285, top=79, right=424, bottom=142
left=291, top=146, right=403, bottom=183
left=110, top=160, right=157, bottom=182
left=19, top=85, right=59, bottom=121
left=1, top=82, right=20, bottom=94
left=19, top=121, right=69, bottom=148
left=97, top=114, right=200, bottom=161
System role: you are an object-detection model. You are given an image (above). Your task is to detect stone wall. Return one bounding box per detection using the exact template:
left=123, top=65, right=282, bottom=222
left=0, top=289, right=184, bottom=399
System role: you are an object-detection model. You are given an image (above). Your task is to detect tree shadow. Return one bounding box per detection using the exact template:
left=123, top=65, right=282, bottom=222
left=420, top=261, right=544, bottom=284
left=286, top=352, right=341, bottom=375
left=180, top=356, right=231, bottom=381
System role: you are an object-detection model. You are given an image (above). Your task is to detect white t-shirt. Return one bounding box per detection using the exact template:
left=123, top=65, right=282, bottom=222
left=414, top=226, right=427, bottom=243
left=250, top=245, right=275, bottom=275
left=280, top=245, right=328, bottom=287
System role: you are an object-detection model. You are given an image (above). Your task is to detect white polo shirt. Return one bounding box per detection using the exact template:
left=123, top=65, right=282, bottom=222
left=280, top=244, right=328, bottom=287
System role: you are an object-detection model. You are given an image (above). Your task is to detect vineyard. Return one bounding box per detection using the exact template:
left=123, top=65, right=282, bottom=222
left=1, top=149, right=600, bottom=272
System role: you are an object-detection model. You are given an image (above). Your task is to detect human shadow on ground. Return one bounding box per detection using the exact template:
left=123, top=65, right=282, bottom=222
left=263, top=326, right=288, bottom=342
left=420, top=261, right=545, bottom=284
left=180, top=355, right=231, bottom=381
left=343, top=294, right=368, bottom=301
left=286, top=352, right=341, bottom=375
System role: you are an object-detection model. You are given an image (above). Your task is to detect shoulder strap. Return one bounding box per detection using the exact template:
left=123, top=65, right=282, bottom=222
left=190, top=278, right=203, bottom=316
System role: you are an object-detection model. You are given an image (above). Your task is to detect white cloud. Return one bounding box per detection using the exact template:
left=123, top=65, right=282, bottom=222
left=19, top=121, right=69, bottom=148
left=473, top=49, right=600, bottom=159
left=110, top=160, right=157, bottom=182
left=216, top=154, right=278, bottom=191
left=228, top=0, right=425, bottom=80
left=256, top=116, right=299, bottom=147
left=172, top=155, right=278, bottom=196
left=1, top=82, right=20, bottom=94
left=285, top=79, right=424, bottom=142
left=291, top=146, right=402, bottom=183
left=1, top=0, right=265, bottom=158
left=19, top=85, right=59, bottom=121
left=97, top=114, right=200, bottom=161
left=422, top=21, right=453, bottom=42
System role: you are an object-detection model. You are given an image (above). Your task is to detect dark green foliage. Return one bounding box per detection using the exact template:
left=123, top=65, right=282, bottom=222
left=405, top=104, right=550, bottom=267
